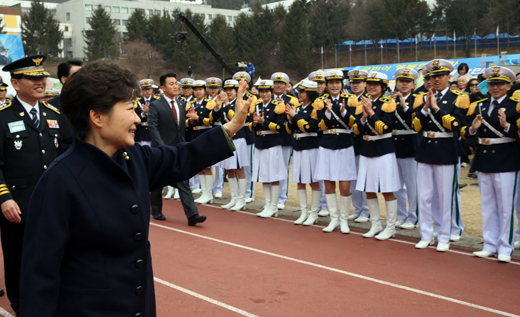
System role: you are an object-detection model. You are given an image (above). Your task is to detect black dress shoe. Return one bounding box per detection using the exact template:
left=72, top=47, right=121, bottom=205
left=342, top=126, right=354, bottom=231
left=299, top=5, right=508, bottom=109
left=188, top=215, right=207, bottom=226
left=459, top=183, right=467, bottom=189
left=153, top=213, right=166, bottom=221
left=0, top=288, right=4, bottom=296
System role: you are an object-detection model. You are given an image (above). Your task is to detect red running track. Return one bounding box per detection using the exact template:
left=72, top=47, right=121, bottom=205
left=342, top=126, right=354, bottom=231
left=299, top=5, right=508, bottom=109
left=1, top=199, right=519, bottom=316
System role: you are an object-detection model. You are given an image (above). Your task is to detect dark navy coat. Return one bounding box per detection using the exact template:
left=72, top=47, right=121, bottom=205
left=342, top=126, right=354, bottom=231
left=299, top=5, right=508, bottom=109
left=412, top=89, right=468, bottom=165
left=392, top=93, right=418, bottom=159
left=462, top=96, right=520, bottom=173
left=272, top=94, right=299, bottom=147
left=286, top=103, right=320, bottom=151
left=250, top=99, right=286, bottom=149
left=134, top=96, right=159, bottom=142
left=20, top=127, right=233, bottom=316
left=317, top=93, right=356, bottom=150
left=186, top=98, right=216, bottom=140
left=241, top=92, right=257, bottom=145
left=353, top=96, right=396, bottom=158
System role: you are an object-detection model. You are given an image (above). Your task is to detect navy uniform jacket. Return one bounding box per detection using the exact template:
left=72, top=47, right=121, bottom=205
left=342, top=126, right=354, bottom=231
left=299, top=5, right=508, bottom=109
left=351, top=94, right=369, bottom=155
left=393, top=93, right=418, bottom=158
left=273, top=94, right=299, bottom=147
left=134, top=96, right=159, bottom=142
left=0, top=98, right=62, bottom=222
left=286, top=102, right=320, bottom=151
left=212, top=98, right=254, bottom=140
left=317, top=93, right=356, bottom=150
left=20, top=127, right=234, bottom=316
left=185, top=97, right=216, bottom=140
left=353, top=96, right=396, bottom=158
left=412, top=89, right=469, bottom=165
left=461, top=97, right=520, bottom=173
left=241, top=92, right=257, bottom=145
left=48, top=95, right=74, bottom=150
left=250, top=99, right=285, bottom=149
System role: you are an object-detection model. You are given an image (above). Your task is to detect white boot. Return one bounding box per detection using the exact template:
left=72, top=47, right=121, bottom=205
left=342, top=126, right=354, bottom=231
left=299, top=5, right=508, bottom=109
left=193, top=174, right=206, bottom=203
left=363, top=198, right=383, bottom=238
left=164, top=186, right=174, bottom=199
left=257, top=183, right=271, bottom=216
left=339, top=195, right=351, bottom=234
left=303, top=190, right=321, bottom=225
left=375, top=199, right=397, bottom=240
left=261, top=184, right=280, bottom=218
left=231, top=178, right=247, bottom=211
left=173, top=188, right=180, bottom=199
left=294, top=189, right=309, bottom=225
left=198, top=174, right=214, bottom=204
left=221, top=177, right=238, bottom=209
left=323, top=194, right=339, bottom=232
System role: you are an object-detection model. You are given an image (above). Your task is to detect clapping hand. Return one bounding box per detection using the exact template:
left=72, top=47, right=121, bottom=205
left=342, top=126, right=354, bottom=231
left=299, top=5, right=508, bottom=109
left=325, top=99, right=333, bottom=113
left=498, top=108, right=509, bottom=130
left=360, top=95, right=374, bottom=119
left=253, top=112, right=265, bottom=125
left=470, top=114, right=483, bottom=134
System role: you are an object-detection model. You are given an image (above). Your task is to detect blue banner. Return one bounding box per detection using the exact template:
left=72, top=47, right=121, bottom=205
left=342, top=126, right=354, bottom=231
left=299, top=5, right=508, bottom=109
left=345, top=54, right=520, bottom=80
left=0, top=34, right=25, bottom=66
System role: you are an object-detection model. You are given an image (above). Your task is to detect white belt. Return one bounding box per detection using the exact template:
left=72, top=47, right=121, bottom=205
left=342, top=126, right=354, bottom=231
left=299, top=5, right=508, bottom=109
left=257, top=130, right=278, bottom=135
left=392, top=130, right=416, bottom=135
left=140, top=122, right=148, bottom=127
left=422, top=131, right=453, bottom=138
left=193, top=126, right=212, bottom=130
left=294, top=132, right=318, bottom=139
left=323, top=129, right=351, bottom=135
left=213, top=122, right=222, bottom=126
left=362, top=133, right=392, bottom=142
left=479, top=137, right=516, bottom=145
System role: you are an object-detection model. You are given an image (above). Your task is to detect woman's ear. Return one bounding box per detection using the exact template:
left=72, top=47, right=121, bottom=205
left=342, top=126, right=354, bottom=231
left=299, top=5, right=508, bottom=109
left=89, top=110, right=104, bottom=129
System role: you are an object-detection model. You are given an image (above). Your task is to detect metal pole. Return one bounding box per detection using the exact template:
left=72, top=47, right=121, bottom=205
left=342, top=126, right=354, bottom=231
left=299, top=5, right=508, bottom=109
left=415, top=38, right=418, bottom=61
left=454, top=37, right=456, bottom=59
left=381, top=41, right=383, bottom=64
left=434, top=41, right=436, bottom=59
left=497, top=34, right=499, bottom=56
left=349, top=48, right=352, bottom=67
left=397, top=37, right=400, bottom=63
left=321, top=46, right=324, bottom=69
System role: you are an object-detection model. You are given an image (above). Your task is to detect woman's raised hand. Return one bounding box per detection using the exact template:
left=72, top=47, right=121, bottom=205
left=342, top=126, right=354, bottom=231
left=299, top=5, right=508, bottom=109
left=226, top=80, right=251, bottom=135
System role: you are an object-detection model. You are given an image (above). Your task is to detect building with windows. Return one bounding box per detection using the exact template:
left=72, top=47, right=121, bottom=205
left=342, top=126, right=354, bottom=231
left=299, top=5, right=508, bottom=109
left=55, top=0, right=245, bottom=58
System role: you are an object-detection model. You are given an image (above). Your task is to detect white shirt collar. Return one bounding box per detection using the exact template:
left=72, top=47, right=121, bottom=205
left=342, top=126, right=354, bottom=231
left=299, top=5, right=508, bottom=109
left=491, top=95, right=507, bottom=105
left=17, top=96, right=39, bottom=116
left=437, top=86, right=450, bottom=97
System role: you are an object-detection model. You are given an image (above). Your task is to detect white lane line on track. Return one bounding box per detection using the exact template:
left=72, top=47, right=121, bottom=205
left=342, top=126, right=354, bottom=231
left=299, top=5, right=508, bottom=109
left=0, top=307, right=14, bottom=317
left=154, top=277, right=258, bottom=317
left=200, top=203, right=520, bottom=266
left=151, top=222, right=520, bottom=317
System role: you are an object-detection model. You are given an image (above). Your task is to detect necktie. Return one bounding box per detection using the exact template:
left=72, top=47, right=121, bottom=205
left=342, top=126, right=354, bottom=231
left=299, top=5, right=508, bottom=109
left=490, top=100, right=499, bottom=117
left=171, top=100, right=178, bottom=124
left=30, top=107, right=39, bottom=129
left=436, top=93, right=442, bottom=102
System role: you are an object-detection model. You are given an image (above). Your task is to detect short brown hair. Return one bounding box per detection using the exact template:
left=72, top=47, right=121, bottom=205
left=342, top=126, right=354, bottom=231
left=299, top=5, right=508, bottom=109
left=60, top=62, right=138, bottom=140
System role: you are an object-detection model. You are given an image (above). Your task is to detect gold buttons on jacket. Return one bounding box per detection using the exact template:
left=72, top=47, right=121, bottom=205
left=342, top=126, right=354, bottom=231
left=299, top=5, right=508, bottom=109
left=123, top=152, right=130, bottom=160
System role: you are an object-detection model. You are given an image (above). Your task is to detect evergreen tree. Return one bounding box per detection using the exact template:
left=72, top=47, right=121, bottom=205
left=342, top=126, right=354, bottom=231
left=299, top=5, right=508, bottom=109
left=126, top=9, right=147, bottom=42
left=21, top=0, right=63, bottom=56
left=281, top=0, right=311, bottom=75
left=208, top=15, right=238, bottom=70
left=234, top=13, right=262, bottom=70
left=84, top=7, right=117, bottom=60
left=145, top=11, right=172, bottom=52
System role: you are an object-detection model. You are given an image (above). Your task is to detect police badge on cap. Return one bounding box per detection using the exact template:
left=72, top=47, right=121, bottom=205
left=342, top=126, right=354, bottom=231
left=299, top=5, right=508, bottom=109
left=2, top=55, right=50, bottom=77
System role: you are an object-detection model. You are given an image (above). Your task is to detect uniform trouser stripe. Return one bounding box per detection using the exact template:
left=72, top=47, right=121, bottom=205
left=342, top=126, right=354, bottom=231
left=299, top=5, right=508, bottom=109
left=248, top=145, right=254, bottom=197
left=508, top=171, right=518, bottom=249
left=285, top=148, right=292, bottom=198
left=414, top=161, right=419, bottom=225
left=451, top=165, right=462, bottom=235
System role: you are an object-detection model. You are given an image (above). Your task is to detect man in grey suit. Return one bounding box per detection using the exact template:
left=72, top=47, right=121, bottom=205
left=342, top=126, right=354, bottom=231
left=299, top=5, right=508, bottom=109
left=148, top=72, right=207, bottom=226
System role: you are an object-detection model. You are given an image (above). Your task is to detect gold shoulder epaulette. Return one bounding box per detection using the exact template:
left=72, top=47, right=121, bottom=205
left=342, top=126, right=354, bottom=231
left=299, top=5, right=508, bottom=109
left=253, top=99, right=263, bottom=106
left=509, top=96, right=519, bottom=102
left=451, top=89, right=468, bottom=97
left=153, top=95, right=160, bottom=99
left=43, top=101, right=60, bottom=114
left=246, top=92, right=254, bottom=98
left=136, top=97, right=142, bottom=101
left=320, top=93, right=330, bottom=99
left=0, top=101, right=12, bottom=112
left=341, top=93, right=356, bottom=99
left=272, top=100, right=285, bottom=114
left=413, top=93, right=427, bottom=109
left=513, top=89, right=520, bottom=100
left=380, top=97, right=396, bottom=113
left=467, top=98, right=487, bottom=116
left=206, top=99, right=216, bottom=110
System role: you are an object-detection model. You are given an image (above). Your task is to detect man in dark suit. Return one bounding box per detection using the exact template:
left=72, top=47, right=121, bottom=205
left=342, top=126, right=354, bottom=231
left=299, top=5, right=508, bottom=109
left=0, top=55, right=63, bottom=314
left=148, top=72, right=206, bottom=226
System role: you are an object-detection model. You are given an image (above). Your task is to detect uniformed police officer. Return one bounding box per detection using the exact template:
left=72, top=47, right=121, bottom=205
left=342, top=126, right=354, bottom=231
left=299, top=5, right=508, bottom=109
left=187, top=80, right=217, bottom=204
left=462, top=66, right=520, bottom=263
left=314, top=71, right=358, bottom=233
left=0, top=55, right=62, bottom=313
left=0, top=77, right=9, bottom=105
left=392, top=68, right=420, bottom=229
left=346, top=70, right=370, bottom=223
left=412, top=59, right=469, bottom=252
left=135, top=79, right=158, bottom=147
left=233, top=72, right=258, bottom=203
left=271, top=72, right=300, bottom=210
left=206, top=77, right=225, bottom=199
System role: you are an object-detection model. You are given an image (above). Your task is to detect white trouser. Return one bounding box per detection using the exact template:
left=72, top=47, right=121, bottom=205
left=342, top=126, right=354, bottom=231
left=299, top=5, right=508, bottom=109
left=478, top=171, right=518, bottom=255
left=189, top=174, right=200, bottom=189
left=417, top=163, right=458, bottom=244
left=213, top=166, right=224, bottom=194
left=516, top=172, right=520, bottom=241
left=394, top=157, right=418, bottom=224
left=351, top=155, right=369, bottom=217
left=431, top=160, right=464, bottom=236
left=319, top=180, right=328, bottom=211
left=245, top=144, right=255, bottom=199
left=278, top=146, right=292, bottom=204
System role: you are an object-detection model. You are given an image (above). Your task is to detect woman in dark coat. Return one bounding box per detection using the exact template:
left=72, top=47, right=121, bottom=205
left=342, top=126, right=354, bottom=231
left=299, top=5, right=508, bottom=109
left=20, top=62, right=250, bottom=316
